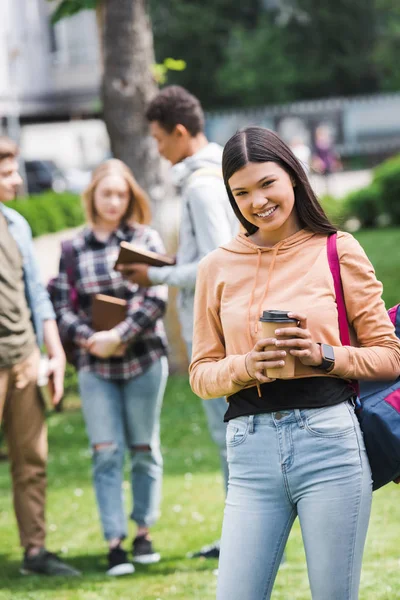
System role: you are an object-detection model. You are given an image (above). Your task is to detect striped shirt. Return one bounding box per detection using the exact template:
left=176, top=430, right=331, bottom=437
left=51, top=223, right=168, bottom=380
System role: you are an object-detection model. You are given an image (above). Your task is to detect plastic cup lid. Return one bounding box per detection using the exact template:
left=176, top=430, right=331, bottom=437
left=259, top=310, right=297, bottom=323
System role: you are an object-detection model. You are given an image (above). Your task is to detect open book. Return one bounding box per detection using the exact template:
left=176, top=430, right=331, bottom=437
left=115, top=241, right=176, bottom=269
left=92, top=294, right=127, bottom=331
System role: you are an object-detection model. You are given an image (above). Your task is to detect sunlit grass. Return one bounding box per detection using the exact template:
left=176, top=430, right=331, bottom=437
left=1, top=375, right=399, bottom=599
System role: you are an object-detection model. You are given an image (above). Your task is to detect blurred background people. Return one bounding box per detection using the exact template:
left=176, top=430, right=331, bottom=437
left=312, top=125, right=342, bottom=175
left=51, top=159, right=169, bottom=576
left=289, top=136, right=311, bottom=173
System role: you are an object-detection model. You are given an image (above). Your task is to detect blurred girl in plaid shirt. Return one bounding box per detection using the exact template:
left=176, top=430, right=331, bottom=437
left=52, top=159, right=168, bottom=575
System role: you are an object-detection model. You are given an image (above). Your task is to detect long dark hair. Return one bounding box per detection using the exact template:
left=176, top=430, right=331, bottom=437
left=222, top=127, right=337, bottom=236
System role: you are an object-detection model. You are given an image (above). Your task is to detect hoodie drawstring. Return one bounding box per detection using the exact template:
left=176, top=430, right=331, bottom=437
left=247, top=249, right=262, bottom=347
left=248, top=241, right=284, bottom=398
left=254, top=241, right=283, bottom=334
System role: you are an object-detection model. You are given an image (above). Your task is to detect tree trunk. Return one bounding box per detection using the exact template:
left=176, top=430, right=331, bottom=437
left=95, top=2, right=104, bottom=66
left=101, top=0, right=171, bottom=223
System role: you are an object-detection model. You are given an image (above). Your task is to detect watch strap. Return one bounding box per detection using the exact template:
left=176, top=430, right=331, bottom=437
left=316, top=343, right=335, bottom=372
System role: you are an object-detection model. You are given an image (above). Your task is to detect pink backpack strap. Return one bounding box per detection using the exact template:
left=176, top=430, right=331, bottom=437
left=327, top=233, right=351, bottom=346
left=388, top=305, right=398, bottom=327
left=326, top=233, right=360, bottom=397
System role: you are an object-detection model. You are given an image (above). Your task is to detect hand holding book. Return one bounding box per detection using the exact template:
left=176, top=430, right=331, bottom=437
left=115, top=241, right=175, bottom=288
left=88, top=294, right=128, bottom=358
left=115, top=241, right=175, bottom=268
left=116, top=263, right=153, bottom=288
left=87, top=330, right=123, bottom=359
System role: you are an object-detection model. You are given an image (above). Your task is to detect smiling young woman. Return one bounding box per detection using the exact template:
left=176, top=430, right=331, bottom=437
left=189, top=127, right=400, bottom=600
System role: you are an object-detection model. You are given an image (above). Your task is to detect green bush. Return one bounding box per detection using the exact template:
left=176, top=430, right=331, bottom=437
left=373, top=154, right=400, bottom=225
left=344, top=183, right=383, bottom=228
left=5, top=191, right=85, bottom=237
left=341, top=153, right=400, bottom=228
left=319, top=195, right=348, bottom=228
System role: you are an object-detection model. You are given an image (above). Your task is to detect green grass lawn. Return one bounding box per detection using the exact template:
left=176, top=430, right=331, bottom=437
left=354, top=228, right=400, bottom=309
left=0, top=228, right=399, bottom=599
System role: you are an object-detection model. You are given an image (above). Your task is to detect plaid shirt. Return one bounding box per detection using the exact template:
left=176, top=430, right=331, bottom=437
left=52, top=223, right=168, bottom=380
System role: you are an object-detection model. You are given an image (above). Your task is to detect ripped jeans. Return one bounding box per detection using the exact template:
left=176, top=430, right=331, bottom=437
left=78, top=357, right=168, bottom=541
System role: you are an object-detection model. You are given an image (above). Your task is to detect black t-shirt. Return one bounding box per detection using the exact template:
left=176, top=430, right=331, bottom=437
left=224, top=377, right=354, bottom=422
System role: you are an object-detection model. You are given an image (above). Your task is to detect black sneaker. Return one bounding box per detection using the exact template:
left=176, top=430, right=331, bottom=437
left=20, top=548, right=81, bottom=576
left=132, top=535, right=160, bottom=564
left=187, top=540, right=220, bottom=559
left=107, top=546, right=135, bottom=576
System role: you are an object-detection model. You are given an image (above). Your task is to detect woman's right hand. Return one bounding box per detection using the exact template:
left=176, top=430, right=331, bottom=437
left=245, top=338, right=287, bottom=384
left=79, top=336, right=126, bottom=356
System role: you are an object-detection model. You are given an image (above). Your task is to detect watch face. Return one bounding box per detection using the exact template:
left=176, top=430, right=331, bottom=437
left=322, top=344, right=335, bottom=361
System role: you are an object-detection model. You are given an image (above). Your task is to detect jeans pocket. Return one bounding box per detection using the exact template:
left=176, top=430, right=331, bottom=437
left=304, top=402, right=355, bottom=438
left=226, top=417, right=250, bottom=447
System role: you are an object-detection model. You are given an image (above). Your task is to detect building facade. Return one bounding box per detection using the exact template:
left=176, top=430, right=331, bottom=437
left=0, top=0, right=101, bottom=125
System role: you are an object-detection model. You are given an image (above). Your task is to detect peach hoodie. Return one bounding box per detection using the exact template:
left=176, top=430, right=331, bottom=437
left=189, top=229, right=400, bottom=400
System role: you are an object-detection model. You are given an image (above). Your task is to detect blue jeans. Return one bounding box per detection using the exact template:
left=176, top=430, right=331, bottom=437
left=78, top=357, right=168, bottom=541
left=186, top=342, right=228, bottom=491
left=217, top=402, right=372, bottom=600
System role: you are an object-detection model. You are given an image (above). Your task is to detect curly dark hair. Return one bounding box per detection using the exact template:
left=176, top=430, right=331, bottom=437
left=222, top=127, right=337, bottom=237
left=146, top=86, right=204, bottom=136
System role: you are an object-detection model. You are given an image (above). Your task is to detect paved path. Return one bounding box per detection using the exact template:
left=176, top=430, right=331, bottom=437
left=32, top=226, right=82, bottom=284
left=309, top=169, right=372, bottom=199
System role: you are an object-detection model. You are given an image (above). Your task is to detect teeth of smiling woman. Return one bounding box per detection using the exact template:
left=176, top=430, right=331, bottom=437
left=256, top=206, right=277, bottom=217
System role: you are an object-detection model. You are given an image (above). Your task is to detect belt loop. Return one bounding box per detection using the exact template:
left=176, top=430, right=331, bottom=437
left=294, top=409, right=304, bottom=428
left=248, top=415, right=255, bottom=434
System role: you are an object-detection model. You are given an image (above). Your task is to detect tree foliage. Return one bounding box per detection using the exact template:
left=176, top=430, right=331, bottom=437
left=48, top=0, right=99, bottom=23
left=149, top=0, right=266, bottom=108
left=216, top=16, right=296, bottom=106
left=373, top=0, right=400, bottom=91
left=150, top=0, right=385, bottom=109
left=284, top=0, right=378, bottom=98
left=49, top=0, right=400, bottom=110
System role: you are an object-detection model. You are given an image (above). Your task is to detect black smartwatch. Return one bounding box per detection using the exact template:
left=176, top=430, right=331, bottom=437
left=316, top=343, right=335, bottom=372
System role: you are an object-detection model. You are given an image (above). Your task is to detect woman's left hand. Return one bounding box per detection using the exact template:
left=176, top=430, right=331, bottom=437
left=87, top=330, right=122, bottom=358
left=274, top=312, right=323, bottom=368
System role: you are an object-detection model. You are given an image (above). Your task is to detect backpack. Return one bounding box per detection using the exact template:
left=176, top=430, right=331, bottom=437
left=47, top=240, right=79, bottom=367
left=327, top=233, right=400, bottom=490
